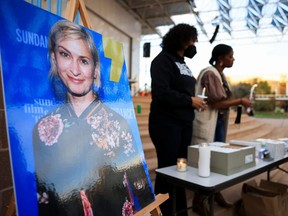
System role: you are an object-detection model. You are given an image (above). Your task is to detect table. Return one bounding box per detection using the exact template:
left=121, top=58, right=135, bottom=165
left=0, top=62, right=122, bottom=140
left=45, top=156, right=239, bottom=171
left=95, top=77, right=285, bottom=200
left=156, top=155, right=288, bottom=216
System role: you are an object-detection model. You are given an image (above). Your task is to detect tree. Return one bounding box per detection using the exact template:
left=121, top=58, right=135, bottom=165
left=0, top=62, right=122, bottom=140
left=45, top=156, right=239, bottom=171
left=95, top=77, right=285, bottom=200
left=256, top=81, right=271, bottom=94
left=231, top=82, right=252, bottom=98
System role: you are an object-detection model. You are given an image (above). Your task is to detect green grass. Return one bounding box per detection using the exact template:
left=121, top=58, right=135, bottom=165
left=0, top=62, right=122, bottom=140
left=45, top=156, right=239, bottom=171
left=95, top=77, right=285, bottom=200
left=254, top=112, right=288, bottom=118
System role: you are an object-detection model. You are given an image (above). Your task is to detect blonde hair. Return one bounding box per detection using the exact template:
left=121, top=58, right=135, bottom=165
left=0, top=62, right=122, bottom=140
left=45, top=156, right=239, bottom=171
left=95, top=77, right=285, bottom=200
left=48, top=20, right=100, bottom=87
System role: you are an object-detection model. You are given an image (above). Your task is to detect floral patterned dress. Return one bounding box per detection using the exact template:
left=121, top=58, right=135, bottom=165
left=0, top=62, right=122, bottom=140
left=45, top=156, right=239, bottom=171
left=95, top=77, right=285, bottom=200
left=33, top=99, right=155, bottom=216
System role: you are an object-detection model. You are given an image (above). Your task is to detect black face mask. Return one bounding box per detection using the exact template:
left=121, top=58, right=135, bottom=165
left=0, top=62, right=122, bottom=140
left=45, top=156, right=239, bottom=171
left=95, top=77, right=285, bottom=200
left=184, top=45, right=197, bottom=59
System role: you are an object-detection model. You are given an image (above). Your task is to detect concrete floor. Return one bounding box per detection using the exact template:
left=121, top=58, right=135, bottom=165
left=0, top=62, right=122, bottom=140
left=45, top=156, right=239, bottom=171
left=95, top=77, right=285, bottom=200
left=256, top=117, right=288, bottom=129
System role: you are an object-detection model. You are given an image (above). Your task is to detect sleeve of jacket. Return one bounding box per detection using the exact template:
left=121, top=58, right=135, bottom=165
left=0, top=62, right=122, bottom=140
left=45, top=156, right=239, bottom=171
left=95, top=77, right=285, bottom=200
left=201, top=70, right=227, bottom=102
left=150, top=53, right=192, bottom=108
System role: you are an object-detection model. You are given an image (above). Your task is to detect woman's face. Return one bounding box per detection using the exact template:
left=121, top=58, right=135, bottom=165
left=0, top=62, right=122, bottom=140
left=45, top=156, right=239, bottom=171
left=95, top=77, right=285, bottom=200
left=53, top=38, right=96, bottom=97
left=222, top=50, right=235, bottom=68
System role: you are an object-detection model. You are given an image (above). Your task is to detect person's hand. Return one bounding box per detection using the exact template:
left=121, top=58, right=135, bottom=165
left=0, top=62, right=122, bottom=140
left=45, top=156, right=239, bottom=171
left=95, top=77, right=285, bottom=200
left=192, top=97, right=208, bottom=112
left=240, top=98, right=252, bottom=108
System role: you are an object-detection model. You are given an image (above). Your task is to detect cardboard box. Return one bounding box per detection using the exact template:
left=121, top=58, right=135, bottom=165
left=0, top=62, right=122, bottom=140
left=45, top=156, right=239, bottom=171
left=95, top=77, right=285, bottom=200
left=188, top=142, right=256, bottom=175
left=242, top=179, right=288, bottom=216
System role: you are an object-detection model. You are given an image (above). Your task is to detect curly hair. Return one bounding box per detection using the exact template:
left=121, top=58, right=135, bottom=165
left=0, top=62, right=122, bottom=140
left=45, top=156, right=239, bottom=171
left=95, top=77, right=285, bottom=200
left=161, top=23, right=198, bottom=53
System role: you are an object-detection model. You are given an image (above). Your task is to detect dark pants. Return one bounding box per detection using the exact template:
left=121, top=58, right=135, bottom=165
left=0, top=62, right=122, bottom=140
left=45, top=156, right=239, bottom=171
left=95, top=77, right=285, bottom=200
left=214, top=113, right=225, bottom=142
left=149, top=115, right=192, bottom=216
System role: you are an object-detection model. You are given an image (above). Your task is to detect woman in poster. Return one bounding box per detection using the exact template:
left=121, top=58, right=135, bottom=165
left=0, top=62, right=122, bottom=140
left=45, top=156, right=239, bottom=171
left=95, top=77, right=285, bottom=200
left=33, top=20, right=154, bottom=216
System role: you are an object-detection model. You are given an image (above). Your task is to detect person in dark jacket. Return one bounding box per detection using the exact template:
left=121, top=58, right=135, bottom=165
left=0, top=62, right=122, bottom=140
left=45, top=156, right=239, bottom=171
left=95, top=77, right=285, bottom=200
left=149, top=23, right=207, bottom=216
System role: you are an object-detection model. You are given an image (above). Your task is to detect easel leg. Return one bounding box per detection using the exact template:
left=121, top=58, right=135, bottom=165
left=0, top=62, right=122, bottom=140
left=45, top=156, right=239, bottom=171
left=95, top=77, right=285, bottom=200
left=150, top=206, right=162, bottom=216
left=133, top=193, right=169, bottom=216
left=64, top=0, right=92, bottom=29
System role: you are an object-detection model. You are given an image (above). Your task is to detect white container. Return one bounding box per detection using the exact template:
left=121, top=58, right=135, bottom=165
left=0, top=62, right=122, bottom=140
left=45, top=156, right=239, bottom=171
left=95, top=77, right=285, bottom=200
left=256, top=139, right=286, bottom=160
left=198, top=143, right=211, bottom=177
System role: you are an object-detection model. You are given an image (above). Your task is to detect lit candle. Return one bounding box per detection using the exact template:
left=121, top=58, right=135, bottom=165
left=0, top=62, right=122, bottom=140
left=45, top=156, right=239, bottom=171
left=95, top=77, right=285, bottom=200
left=202, top=87, right=206, bottom=96
left=177, top=158, right=187, bottom=172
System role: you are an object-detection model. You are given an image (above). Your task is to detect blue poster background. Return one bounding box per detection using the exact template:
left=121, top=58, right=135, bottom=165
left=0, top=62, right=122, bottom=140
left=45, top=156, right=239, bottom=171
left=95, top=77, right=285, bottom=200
left=0, top=0, right=153, bottom=215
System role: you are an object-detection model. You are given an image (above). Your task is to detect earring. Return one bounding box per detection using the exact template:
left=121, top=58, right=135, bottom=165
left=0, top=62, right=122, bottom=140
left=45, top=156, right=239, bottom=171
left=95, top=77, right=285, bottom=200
left=220, top=61, right=223, bottom=67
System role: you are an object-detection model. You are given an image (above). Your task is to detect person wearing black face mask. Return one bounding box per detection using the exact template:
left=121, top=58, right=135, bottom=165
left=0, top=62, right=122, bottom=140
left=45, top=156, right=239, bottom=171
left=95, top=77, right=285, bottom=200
left=148, top=24, right=207, bottom=216
left=184, top=44, right=197, bottom=59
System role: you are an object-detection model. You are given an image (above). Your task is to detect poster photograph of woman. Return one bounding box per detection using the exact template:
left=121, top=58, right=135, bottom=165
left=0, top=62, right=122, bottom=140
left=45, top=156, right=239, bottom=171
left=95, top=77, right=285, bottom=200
left=0, top=1, right=155, bottom=216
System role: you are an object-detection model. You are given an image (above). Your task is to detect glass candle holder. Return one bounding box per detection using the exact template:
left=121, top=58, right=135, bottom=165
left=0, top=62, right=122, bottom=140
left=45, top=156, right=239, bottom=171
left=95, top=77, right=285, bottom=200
left=177, top=158, right=187, bottom=172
